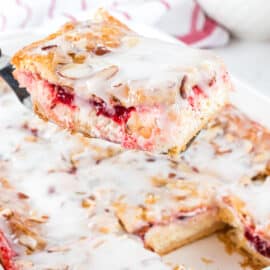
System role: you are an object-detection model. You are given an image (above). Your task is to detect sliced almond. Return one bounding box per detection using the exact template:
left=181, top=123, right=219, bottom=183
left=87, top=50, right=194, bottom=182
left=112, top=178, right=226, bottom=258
left=28, top=215, right=49, bottom=224
left=47, top=245, right=71, bottom=253
left=151, top=177, right=168, bottom=187
left=145, top=193, right=159, bottom=204
left=81, top=198, right=95, bottom=210
left=58, top=63, right=93, bottom=79
left=94, top=65, right=119, bottom=80
left=0, top=208, right=13, bottom=218
left=19, top=235, right=38, bottom=250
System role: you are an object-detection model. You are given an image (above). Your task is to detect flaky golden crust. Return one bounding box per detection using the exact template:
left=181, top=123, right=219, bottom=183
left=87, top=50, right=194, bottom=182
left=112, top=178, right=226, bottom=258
left=11, top=7, right=231, bottom=154
left=11, top=9, right=130, bottom=86
left=144, top=210, right=224, bottom=255
left=0, top=180, right=47, bottom=255
left=12, top=23, right=75, bottom=84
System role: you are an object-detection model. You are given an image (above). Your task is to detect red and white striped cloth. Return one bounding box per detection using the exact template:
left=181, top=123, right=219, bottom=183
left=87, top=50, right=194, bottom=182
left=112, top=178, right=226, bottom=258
left=0, top=0, right=229, bottom=48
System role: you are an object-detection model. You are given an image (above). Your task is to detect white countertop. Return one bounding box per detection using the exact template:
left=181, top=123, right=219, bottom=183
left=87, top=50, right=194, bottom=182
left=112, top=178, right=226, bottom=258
left=212, top=39, right=270, bottom=97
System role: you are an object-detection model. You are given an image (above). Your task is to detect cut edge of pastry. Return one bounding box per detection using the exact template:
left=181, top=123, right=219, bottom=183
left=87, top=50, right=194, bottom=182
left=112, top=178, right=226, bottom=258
left=144, top=208, right=224, bottom=254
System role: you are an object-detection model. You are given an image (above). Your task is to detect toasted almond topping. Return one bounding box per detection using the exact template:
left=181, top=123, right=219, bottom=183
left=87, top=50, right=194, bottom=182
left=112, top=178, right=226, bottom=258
left=95, top=65, right=119, bottom=80
left=174, top=195, right=187, bottom=201
left=41, top=45, right=57, bottom=51
left=47, top=246, right=71, bottom=253
left=17, top=192, right=29, bottom=200
left=81, top=198, right=96, bottom=210
left=145, top=193, right=159, bottom=204
left=68, top=52, right=86, bottom=64
left=201, top=257, right=214, bottom=264
left=168, top=146, right=181, bottom=157
left=19, top=235, right=38, bottom=250
left=98, top=226, right=109, bottom=234
left=0, top=208, right=13, bottom=218
left=58, top=63, right=93, bottom=79
left=28, top=215, right=49, bottom=224
left=151, top=177, right=167, bottom=187
left=0, top=178, right=12, bottom=189
left=179, top=75, right=187, bottom=99
left=112, top=201, right=127, bottom=214
left=93, top=45, right=111, bottom=56
left=92, top=239, right=105, bottom=249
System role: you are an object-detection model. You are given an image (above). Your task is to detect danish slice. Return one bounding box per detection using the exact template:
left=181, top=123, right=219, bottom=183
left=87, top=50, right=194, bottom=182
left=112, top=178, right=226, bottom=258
left=12, top=9, right=231, bottom=155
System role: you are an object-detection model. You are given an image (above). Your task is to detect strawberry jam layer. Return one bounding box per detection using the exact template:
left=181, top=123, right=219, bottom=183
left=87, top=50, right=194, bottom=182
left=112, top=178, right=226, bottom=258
left=15, top=71, right=76, bottom=109
left=50, top=83, right=135, bottom=125
left=53, top=85, right=74, bottom=106
left=16, top=71, right=135, bottom=126
left=245, top=227, right=270, bottom=258
left=89, top=98, right=135, bottom=125
left=188, top=85, right=208, bottom=108
left=0, top=230, right=17, bottom=270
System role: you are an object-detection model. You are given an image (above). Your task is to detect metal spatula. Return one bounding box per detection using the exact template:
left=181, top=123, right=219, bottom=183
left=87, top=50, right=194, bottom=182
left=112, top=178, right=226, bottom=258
left=0, top=49, right=32, bottom=109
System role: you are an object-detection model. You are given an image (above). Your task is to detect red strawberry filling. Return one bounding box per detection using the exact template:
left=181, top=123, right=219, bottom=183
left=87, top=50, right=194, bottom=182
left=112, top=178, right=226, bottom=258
left=17, top=71, right=135, bottom=126
left=0, top=230, right=17, bottom=270
left=192, top=85, right=205, bottom=96
left=50, top=85, right=135, bottom=125
left=245, top=227, right=270, bottom=258
left=89, top=98, right=135, bottom=125
left=188, top=85, right=208, bottom=108
left=51, top=85, right=75, bottom=107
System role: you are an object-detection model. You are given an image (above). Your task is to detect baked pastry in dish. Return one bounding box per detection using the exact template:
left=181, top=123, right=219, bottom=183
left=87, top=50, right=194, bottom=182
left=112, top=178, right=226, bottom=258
left=1, top=81, right=270, bottom=268
left=112, top=154, right=223, bottom=254
left=0, top=87, right=176, bottom=270
left=184, top=104, right=270, bottom=266
left=12, top=9, right=231, bottom=155
left=0, top=181, right=46, bottom=270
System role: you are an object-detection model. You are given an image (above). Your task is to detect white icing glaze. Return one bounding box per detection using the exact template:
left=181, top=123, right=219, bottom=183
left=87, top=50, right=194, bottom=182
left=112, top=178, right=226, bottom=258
left=23, top=235, right=168, bottom=270
left=1, top=77, right=270, bottom=268
left=228, top=178, right=270, bottom=229
left=183, top=106, right=270, bottom=230
left=32, top=17, right=227, bottom=108
left=0, top=89, right=173, bottom=269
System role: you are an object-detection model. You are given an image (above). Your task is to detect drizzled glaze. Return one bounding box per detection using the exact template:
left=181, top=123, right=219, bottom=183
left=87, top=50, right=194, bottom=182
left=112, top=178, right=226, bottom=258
left=0, top=86, right=174, bottom=269
left=31, top=32, right=226, bottom=107
left=183, top=105, right=270, bottom=229
left=1, top=84, right=270, bottom=266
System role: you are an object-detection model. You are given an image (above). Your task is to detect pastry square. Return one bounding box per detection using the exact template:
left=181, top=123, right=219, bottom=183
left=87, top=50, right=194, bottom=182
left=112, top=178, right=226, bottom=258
left=0, top=180, right=46, bottom=270
left=111, top=153, right=223, bottom=254
left=12, top=9, right=231, bottom=155
left=0, top=83, right=222, bottom=269
left=185, top=104, right=270, bottom=265
left=220, top=190, right=270, bottom=266
left=0, top=92, right=177, bottom=270
left=1, top=77, right=270, bottom=267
